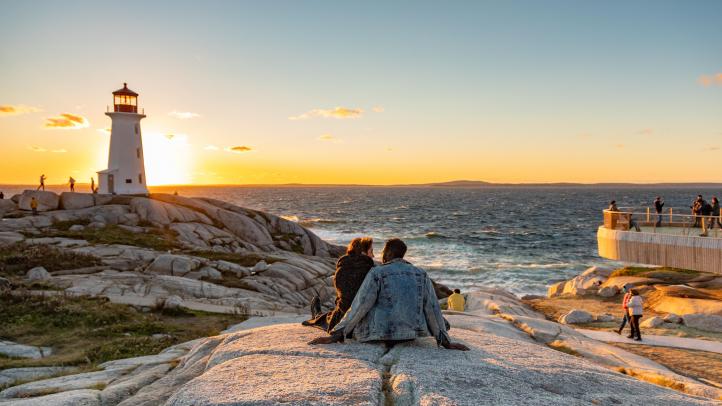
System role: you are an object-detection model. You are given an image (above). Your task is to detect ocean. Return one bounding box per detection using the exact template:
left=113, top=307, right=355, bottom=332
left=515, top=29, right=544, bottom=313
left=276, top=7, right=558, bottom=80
left=3, top=185, right=719, bottom=296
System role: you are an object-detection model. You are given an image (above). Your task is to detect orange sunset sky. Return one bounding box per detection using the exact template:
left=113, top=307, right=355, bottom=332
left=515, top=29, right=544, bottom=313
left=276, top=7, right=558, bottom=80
left=1, top=1, right=721, bottom=186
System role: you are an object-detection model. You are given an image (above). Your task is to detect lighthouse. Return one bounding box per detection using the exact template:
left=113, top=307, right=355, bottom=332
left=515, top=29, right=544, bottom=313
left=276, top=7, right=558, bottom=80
left=97, top=83, right=149, bottom=195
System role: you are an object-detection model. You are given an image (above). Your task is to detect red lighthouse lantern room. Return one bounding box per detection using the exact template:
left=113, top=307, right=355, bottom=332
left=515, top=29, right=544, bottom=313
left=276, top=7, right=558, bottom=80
left=112, top=83, right=139, bottom=113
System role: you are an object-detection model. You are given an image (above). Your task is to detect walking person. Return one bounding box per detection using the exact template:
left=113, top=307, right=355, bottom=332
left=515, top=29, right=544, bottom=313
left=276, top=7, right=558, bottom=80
left=691, top=195, right=703, bottom=228
left=614, top=284, right=633, bottom=335
left=708, top=197, right=721, bottom=232
left=90, top=177, right=96, bottom=193
left=30, top=197, right=39, bottom=216
left=0, top=191, right=4, bottom=200
left=69, top=176, right=76, bottom=192
left=37, top=174, right=46, bottom=191
left=654, top=196, right=664, bottom=227
left=627, top=289, right=644, bottom=341
left=700, top=198, right=713, bottom=236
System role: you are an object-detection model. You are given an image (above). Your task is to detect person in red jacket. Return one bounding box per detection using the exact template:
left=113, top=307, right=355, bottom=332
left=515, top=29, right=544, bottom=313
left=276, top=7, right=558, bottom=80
left=615, top=284, right=633, bottom=335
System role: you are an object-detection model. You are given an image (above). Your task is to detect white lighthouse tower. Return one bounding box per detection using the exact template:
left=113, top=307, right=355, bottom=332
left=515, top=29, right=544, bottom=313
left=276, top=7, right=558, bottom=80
left=97, top=83, right=149, bottom=195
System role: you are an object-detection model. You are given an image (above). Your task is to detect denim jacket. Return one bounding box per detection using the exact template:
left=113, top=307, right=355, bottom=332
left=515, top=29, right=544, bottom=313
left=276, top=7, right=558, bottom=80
left=331, top=258, right=450, bottom=346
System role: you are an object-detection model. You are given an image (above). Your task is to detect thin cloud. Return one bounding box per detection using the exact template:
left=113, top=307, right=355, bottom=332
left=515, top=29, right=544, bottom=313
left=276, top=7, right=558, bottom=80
left=318, top=134, right=340, bottom=143
left=614, top=144, right=625, bottom=149
left=698, top=73, right=722, bottom=87
left=169, top=111, right=201, bottom=119
left=44, top=113, right=89, bottom=129
left=97, top=127, right=111, bottom=135
left=29, top=146, right=47, bottom=152
left=204, top=144, right=220, bottom=151
left=226, top=145, right=253, bottom=153
left=703, top=146, right=720, bottom=152
left=52, top=149, right=67, bottom=153
left=636, top=128, right=653, bottom=136
left=289, top=107, right=363, bottom=120
left=0, top=104, right=42, bottom=116
left=372, top=106, right=384, bottom=113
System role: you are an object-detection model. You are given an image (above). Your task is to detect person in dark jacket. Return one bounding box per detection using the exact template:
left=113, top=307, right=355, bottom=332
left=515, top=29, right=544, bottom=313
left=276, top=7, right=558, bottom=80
left=654, top=197, right=664, bottom=227
left=302, top=237, right=375, bottom=332
left=700, top=198, right=712, bottom=236
left=708, top=197, right=721, bottom=231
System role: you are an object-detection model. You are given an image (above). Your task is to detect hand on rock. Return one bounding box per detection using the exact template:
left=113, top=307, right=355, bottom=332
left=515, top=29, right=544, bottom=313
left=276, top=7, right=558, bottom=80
left=308, top=335, right=342, bottom=345
left=442, top=341, right=470, bottom=351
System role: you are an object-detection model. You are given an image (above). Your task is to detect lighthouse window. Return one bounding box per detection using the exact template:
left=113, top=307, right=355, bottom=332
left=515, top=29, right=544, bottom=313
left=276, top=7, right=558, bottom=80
left=138, top=174, right=143, bottom=183
left=136, top=147, right=140, bottom=158
left=135, top=125, right=139, bottom=135
left=125, top=179, right=132, bottom=184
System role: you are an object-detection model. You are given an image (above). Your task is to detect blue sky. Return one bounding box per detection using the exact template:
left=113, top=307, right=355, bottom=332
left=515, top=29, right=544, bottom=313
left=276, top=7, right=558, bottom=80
left=1, top=1, right=721, bottom=184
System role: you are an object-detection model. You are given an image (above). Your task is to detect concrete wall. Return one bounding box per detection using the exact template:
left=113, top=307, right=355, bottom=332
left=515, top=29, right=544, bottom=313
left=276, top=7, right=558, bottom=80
left=597, top=226, right=722, bottom=274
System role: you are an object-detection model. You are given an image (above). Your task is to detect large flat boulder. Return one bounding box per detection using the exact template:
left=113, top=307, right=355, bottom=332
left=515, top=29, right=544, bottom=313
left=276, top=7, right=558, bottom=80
left=18, top=190, right=59, bottom=212
left=59, top=192, right=95, bottom=210
left=0, top=199, right=17, bottom=217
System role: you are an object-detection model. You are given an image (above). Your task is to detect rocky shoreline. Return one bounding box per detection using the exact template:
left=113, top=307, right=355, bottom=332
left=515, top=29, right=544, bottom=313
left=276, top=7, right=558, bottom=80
left=1, top=191, right=722, bottom=404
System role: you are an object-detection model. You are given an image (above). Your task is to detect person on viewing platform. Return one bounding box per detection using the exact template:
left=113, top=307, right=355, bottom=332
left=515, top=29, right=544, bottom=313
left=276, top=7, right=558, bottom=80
left=700, top=198, right=713, bottom=236
left=303, top=237, right=375, bottom=332
left=708, top=197, right=721, bottom=230
left=90, top=177, right=96, bottom=193
left=627, top=289, right=644, bottom=341
left=308, top=238, right=469, bottom=351
left=654, top=196, right=664, bottom=227
left=614, top=284, right=633, bottom=335
left=447, top=289, right=465, bottom=312
left=691, top=195, right=704, bottom=227
left=68, top=176, right=76, bottom=192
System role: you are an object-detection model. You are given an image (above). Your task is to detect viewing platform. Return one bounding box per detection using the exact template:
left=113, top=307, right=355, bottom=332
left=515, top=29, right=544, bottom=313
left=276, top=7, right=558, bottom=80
left=597, top=207, right=722, bottom=274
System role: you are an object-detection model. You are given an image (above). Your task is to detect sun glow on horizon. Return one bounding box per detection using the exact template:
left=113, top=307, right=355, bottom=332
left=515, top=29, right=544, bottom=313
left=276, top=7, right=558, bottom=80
left=142, top=132, right=193, bottom=186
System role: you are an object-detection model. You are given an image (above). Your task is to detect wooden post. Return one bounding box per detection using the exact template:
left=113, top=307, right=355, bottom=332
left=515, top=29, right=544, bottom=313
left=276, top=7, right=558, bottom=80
left=646, top=207, right=650, bottom=223
left=669, top=207, right=673, bottom=225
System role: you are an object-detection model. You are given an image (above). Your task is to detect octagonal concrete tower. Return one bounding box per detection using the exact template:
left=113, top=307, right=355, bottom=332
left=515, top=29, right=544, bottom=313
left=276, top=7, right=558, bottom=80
left=97, top=83, right=148, bottom=195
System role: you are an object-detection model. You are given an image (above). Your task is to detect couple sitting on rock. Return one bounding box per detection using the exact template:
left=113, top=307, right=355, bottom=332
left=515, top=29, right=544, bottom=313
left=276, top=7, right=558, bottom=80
left=304, top=237, right=468, bottom=351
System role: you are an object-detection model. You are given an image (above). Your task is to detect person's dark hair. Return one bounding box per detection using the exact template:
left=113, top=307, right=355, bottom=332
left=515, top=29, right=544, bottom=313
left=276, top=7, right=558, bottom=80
left=346, top=237, right=373, bottom=256
left=381, top=238, right=407, bottom=263
left=453, top=288, right=461, bottom=294
left=610, top=200, right=616, bottom=205
left=630, top=288, right=639, bottom=296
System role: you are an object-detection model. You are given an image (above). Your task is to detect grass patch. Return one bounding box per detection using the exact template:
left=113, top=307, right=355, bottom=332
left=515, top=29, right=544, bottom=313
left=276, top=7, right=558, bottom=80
left=52, top=219, right=91, bottom=231
left=615, top=367, right=686, bottom=392
left=186, top=250, right=280, bottom=267
left=0, top=243, right=100, bottom=276
left=0, top=292, right=245, bottom=369
left=49, top=225, right=180, bottom=251
left=546, top=341, right=581, bottom=357
left=609, top=266, right=699, bottom=278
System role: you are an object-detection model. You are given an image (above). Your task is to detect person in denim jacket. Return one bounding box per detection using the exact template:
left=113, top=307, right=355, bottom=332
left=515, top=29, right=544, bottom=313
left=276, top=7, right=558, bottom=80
left=309, top=238, right=469, bottom=351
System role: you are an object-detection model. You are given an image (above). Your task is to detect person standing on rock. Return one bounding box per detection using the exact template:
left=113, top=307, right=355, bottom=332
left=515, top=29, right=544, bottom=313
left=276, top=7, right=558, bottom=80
left=90, top=177, right=96, bottom=194
left=69, top=176, right=76, bottom=192
left=615, top=284, right=633, bottom=335
left=0, top=191, right=4, bottom=199
left=447, top=289, right=465, bottom=312
left=30, top=196, right=39, bottom=216
left=309, top=238, right=469, bottom=351
left=37, top=174, right=46, bottom=191
left=303, top=237, right=375, bottom=332
left=627, top=289, right=644, bottom=341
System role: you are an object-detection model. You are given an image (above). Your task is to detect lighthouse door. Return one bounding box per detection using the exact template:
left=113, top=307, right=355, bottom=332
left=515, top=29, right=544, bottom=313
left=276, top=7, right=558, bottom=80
left=108, top=174, right=115, bottom=194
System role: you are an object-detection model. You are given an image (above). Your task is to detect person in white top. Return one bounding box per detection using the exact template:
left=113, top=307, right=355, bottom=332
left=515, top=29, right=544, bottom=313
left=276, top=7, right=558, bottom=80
left=627, top=289, right=644, bottom=341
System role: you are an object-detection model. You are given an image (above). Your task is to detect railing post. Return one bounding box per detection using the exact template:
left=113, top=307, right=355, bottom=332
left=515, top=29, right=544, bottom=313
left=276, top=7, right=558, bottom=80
left=669, top=207, right=673, bottom=225
left=646, top=207, right=650, bottom=223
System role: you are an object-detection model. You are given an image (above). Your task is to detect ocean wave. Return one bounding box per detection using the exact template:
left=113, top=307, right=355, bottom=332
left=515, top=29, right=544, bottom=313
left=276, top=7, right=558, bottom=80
left=298, top=218, right=343, bottom=227
left=281, top=215, right=299, bottom=222
left=424, top=231, right=447, bottom=239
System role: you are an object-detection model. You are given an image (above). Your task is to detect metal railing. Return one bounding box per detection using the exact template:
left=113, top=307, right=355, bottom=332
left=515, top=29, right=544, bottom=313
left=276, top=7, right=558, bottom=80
left=602, top=206, right=722, bottom=238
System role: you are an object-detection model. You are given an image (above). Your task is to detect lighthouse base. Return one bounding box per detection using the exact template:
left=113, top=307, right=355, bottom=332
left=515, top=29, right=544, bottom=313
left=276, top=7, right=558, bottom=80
left=97, top=168, right=149, bottom=195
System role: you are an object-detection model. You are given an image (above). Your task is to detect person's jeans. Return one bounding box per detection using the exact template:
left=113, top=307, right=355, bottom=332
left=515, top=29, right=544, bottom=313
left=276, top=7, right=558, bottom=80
left=656, top=214, right=662, bottom=227
left=617, top=311, right=629, bottom=332
left=629, top=315, right=642, bottom=339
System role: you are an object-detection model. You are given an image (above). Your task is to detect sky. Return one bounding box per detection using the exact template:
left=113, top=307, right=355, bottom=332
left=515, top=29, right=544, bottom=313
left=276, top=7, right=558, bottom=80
left=1, top=1, right=721, bottom=186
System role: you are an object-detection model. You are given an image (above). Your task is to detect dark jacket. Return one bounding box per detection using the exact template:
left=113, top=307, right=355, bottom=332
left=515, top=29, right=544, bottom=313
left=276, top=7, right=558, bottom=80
left=712, top=202, right=720, bottom=217
left=325, top=253, right=375, bottom=330
left=654, top=200, right=664, bottom=213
